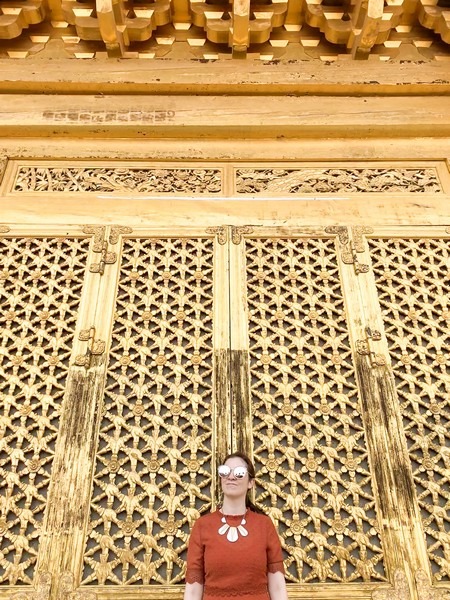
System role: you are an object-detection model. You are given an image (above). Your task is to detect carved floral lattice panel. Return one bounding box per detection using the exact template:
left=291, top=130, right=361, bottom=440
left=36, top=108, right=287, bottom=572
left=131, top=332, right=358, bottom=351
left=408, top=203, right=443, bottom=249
left=235, top=168, right=442, bottom=194
left=82, top=237, right=215, bottom=585
left=13, top=167, right=223, bottom=195
left=244, top=236, right=386, bottom=583
left=368, top=236, right=450, bottom=582
left=0, top=236, right=90, bottom=584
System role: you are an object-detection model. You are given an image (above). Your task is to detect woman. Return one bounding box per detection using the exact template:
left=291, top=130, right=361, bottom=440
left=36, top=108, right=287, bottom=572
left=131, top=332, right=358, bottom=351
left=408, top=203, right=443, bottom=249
left=184, top=452, right=289, bottom=600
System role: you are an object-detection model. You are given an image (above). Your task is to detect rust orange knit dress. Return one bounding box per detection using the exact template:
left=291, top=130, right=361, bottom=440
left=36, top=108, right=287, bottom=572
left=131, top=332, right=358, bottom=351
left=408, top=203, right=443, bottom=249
left=185, top=510, right=285, bottom=600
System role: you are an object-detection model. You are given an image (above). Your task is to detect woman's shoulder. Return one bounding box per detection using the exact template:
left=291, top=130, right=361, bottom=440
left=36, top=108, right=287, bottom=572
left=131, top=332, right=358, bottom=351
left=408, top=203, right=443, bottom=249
left=248, top=510, right=273, bottom=523
left=192, top=509, right=221, bottom=527
left=248, top=510, right=278, bottom=530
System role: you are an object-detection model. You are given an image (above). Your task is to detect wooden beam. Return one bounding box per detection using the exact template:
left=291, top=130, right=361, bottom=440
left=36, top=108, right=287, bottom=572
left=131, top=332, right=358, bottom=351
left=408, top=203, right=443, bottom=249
left=0, top=94, right=449, bottom=139
left=349, top=0, right=384, bottom=58
left=96, top=0, right=129, bottom=56
left=0, top=60, right=449, bottom=96
left=231, top=0, right=251, bottom=56
left=47, top=0, right=65, bottom=21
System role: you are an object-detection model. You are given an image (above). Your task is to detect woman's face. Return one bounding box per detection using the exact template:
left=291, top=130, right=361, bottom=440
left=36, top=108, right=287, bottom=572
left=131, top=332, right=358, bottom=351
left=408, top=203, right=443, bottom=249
left=220, top=456, right=254, bottom=499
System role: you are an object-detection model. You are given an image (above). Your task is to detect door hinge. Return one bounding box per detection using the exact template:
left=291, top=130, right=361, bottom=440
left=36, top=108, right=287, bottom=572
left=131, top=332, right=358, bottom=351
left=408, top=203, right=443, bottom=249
left=75, top=326, right=105, bottom=368
left=356, top=326, right=386, bottom=367
left=326, top=225, right=372, bottom=274
left=347, top=240, right=370, bottom=275
left=83, top=225, right=132, bottom=275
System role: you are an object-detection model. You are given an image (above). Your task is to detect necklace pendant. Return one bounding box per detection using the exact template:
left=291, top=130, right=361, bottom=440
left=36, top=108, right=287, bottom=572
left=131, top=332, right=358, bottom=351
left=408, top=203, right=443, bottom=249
left=218, top=523, right=230, bottom=535
left=227, top=526, right=239, bottom=542
left=218, top=511, right=249, bottom=542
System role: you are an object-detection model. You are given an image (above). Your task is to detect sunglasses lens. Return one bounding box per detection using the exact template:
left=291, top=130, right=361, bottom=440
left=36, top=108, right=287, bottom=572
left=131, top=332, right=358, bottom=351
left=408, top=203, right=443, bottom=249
left=218, top=465, right=248, bottom=478
left=218, top=465, right=231, bottom=478
left=234, top=467, right=247, bottom=479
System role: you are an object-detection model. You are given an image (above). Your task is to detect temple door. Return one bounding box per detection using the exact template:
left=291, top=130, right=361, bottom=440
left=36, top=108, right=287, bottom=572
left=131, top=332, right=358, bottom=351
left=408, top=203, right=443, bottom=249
left=0, top=223, right=449, bottom=600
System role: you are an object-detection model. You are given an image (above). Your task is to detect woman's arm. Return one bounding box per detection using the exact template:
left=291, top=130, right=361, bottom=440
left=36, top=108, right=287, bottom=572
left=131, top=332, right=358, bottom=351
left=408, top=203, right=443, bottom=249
left=183, top=582, right=204, bottom=600
left=268, top=571, right=288, bottom=600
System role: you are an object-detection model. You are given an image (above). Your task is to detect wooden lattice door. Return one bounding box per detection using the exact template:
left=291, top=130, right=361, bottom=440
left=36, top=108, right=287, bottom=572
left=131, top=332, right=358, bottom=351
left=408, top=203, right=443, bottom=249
left=224, top=225, right=450, bottom=600
left=0, top=224, right=449, bottom=600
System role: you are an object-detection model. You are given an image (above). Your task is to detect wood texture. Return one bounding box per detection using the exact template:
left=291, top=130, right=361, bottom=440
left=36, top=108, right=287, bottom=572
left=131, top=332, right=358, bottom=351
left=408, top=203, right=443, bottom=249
left=0, top=95, right=449, bottom=139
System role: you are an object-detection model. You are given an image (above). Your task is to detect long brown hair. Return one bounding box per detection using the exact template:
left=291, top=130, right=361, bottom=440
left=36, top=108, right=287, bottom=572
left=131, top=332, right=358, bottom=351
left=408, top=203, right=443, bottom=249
left=221, top=451, right=265, bottom=514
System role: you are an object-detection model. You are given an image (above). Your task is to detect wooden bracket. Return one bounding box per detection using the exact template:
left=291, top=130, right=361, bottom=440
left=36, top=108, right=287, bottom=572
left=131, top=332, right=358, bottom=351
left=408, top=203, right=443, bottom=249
left=83, top=225, right=127, bottom=275
left=206, top=226, right=228, bottom=244
left=326, top=225, right=372, bottom=274
left=231, top=225, right=253, bottom=244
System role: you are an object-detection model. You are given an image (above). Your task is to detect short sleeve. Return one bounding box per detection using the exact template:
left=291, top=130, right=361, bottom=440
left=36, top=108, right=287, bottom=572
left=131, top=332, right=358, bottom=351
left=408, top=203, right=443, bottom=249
left=185, top=519, right=205, bottom=584
left=266, top=518, right=285, bottom=575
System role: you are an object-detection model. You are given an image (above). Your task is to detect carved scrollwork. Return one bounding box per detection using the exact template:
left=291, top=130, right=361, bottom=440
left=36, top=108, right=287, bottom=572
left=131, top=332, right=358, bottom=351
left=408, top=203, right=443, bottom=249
left=109, top=226, right=133, bottom=245
left=236, top=168, right=442, bottom=194
left=206, top=226, right=228, bottom=245
left=326, top=226, right=372, bottom=271
left=14, top=167, right=222, bottom=194
left=11, top=572, right=52, bottom=600
left=82, top=226, right=106, bottom=252
left=231, top=226, right=254, bottom=245
left=57, top=572, right=97, bottom=600
left=325, top=225, right=349, bottom=245
left=416, top=569, right=450, bottom=600
left=374, top=569, right=450, bottom=600
left=326, top=226, right=354, bottom=264
left=353, top=226, right=374, bottom=253
left=372, top=569, right=410, bottom=600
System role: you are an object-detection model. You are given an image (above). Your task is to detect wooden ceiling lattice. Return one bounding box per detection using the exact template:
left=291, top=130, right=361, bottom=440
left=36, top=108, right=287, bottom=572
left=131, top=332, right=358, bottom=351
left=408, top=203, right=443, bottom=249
left=0, top=0, right=448, bottom=60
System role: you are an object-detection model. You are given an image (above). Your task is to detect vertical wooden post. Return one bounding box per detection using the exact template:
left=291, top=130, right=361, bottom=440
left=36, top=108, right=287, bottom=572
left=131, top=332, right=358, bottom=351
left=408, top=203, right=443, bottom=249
left=36, top=226, right=121, bottom=594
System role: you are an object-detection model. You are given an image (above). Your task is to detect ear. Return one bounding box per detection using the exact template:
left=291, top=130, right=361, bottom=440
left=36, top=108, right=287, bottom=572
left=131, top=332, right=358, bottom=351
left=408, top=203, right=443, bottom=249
left=247, top=478, right=254, bottom=490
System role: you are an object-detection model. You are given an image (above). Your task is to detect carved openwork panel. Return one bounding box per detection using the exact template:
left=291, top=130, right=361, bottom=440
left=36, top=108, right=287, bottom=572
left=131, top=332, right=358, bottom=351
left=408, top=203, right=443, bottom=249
left=82, top=236, right=215, bottom=585
left=0, top=235, right=91, bottom=584
left=235, top=168, right=443, bottom=194
left=368, top=236, right=450, bottom=581
left=6, top=163, right=448, bottom=197
left=13, top=167, right=222, bottom=195
left=243, top=236, right=386, bottom=583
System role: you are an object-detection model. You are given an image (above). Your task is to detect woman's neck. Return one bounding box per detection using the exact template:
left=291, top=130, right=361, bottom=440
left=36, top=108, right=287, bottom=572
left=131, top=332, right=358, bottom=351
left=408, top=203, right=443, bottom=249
left=221, top=498, right=247, bottom=515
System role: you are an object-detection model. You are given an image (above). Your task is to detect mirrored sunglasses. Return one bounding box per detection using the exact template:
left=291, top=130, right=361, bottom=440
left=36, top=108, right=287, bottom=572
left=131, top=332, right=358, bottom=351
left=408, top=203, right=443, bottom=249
left=218, top=465, right=248, bottom=479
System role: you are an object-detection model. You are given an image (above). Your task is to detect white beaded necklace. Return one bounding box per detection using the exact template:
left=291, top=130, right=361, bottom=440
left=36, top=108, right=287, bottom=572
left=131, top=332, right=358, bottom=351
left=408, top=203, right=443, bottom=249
left=218, top=511, right=249, bottom=542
